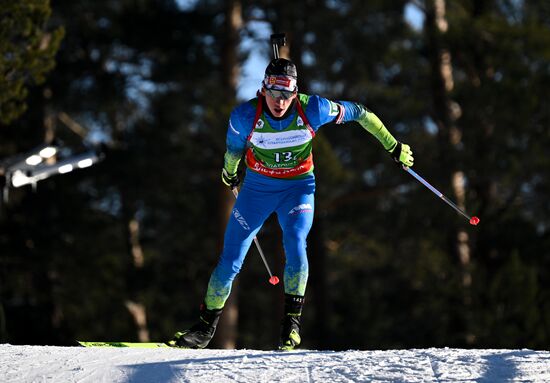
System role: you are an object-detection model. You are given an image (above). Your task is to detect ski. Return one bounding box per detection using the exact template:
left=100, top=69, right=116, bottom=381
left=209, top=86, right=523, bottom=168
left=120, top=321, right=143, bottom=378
left=78, top=341, right=171, bottom=348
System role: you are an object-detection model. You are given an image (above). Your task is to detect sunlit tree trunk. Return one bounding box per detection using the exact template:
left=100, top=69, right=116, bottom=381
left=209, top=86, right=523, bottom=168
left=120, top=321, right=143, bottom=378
left=108, top=98, right=150, bottom=342
left=425, top=0, right=474, bottom=344
left=211, top=0, right=243, bottom=349
left=121, top=205, right=150, bottom=342
left=124, top=217, right=149, bottom=342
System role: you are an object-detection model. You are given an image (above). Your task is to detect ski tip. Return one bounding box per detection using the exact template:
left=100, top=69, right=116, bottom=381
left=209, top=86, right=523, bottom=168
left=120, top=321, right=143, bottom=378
left=269, top=276, right=280, bottom=285
left=469, top=216, right=480, bottom=226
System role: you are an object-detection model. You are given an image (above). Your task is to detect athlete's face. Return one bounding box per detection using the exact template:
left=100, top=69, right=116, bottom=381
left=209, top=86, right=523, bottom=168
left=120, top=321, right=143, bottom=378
left=263, top=88, right=297, bottom=117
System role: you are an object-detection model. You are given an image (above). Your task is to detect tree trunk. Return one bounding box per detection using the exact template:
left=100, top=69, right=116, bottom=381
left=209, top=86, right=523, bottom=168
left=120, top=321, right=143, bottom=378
left=210, top=0, right=242, bottom=349
left=425, top=0, right=474, bottom=344
left=124, top=213, right=150, bottom=342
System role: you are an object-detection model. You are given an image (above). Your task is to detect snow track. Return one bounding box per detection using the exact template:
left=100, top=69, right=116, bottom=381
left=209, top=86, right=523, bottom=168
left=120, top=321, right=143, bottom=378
left=1, top=344, right=549, bottom=382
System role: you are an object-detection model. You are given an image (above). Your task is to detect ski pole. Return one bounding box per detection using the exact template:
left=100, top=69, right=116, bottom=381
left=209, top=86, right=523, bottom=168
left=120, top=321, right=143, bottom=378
left=231, top=187, right=280, bottom=285
left=402, top=166, right=480, bottom=226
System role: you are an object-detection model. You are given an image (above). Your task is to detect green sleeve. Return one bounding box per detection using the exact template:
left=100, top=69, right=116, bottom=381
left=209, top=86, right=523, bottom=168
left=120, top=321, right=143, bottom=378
left=355, top=104, right=397, bottom=151
left=223, top=150, right=242, bottom=175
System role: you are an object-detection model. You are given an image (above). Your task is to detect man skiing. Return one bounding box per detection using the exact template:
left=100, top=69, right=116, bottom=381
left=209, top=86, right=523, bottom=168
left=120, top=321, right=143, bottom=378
left=169, top=58, right=414, bottom=350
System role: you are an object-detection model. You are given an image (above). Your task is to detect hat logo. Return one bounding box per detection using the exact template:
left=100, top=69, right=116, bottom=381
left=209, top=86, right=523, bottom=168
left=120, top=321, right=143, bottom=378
left=266, top=75, right=293, bottom=88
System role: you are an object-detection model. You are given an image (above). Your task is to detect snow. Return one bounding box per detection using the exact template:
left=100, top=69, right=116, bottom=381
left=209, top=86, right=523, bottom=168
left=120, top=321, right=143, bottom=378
left=1, top=345, right=549, bottom=382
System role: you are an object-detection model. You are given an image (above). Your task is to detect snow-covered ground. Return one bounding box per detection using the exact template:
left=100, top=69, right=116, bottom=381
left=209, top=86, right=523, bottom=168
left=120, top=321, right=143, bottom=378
left=1, top=344, right=549, bottom=382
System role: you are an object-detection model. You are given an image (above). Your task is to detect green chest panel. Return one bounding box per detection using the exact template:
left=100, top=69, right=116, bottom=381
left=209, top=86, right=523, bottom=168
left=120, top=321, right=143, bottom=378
left=248, top=95, right=314, bottom=170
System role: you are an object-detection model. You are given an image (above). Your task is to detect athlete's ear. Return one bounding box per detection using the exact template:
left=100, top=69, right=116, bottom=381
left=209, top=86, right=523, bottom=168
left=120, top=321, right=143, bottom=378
left=260, top=87, right=266, bottom=96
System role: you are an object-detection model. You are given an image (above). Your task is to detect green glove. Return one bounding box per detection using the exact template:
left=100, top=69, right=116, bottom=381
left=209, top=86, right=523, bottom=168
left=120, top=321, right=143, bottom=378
left=221, top=150, right=242, bottom=188
left=389, top=142, right=414, bottom=167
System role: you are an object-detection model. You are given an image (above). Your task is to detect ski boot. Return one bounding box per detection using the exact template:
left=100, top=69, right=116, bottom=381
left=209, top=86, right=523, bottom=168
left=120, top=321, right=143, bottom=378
left=168, top=304, right=223, bottom=349
left=278, top=294, right=305, bottom=351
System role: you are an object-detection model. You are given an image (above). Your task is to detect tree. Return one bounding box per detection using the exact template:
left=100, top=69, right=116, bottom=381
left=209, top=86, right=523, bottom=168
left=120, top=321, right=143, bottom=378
left=210, top=0, right=243, bottom=349
left=444, top=0, right=550, bottom=347
left=423, top=0, right=475, bottom=344
left=0, top=0, right=64, bottom=125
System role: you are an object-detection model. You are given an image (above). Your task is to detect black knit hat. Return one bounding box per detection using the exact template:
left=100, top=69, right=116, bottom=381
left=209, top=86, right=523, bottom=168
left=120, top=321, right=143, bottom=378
left=263, top=58, right=298, bottom=92
left=264, top=58, right=297, bottom=78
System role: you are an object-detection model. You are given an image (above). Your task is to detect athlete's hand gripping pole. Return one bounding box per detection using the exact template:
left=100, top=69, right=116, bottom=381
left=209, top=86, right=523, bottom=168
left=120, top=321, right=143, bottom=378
left=402, top=165, right=480, bottom=226
left=231, top=187, right=280, bottom=285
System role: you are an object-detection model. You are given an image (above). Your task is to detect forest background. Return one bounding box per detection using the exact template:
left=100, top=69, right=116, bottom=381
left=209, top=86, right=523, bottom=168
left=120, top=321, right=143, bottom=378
left=1, top=0, right=549, bottom=351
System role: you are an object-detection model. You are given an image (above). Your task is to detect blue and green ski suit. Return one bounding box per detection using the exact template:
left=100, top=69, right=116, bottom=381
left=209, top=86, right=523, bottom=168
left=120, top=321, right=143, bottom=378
left=205, top=93, right=398, bottom=310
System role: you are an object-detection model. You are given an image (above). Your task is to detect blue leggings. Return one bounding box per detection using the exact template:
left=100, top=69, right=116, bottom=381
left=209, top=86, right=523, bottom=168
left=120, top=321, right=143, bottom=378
left=205, top=171, right=315, bottom=309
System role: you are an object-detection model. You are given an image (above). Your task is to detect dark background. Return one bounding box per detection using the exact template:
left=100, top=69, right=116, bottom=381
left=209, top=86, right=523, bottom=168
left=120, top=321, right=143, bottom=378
left=1, top=0, right=549, bottom=350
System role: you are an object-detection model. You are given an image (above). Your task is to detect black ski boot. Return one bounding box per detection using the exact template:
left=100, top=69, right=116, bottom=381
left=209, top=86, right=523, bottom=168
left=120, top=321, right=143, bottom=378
left=168, top=305, right=223, bottom=349
left=278, top=294, right=305, bottom=351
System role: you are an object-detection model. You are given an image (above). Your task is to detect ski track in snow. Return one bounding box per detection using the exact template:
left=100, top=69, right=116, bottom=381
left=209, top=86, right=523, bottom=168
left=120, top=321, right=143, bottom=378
left=1, top=345, right=549, bottom=383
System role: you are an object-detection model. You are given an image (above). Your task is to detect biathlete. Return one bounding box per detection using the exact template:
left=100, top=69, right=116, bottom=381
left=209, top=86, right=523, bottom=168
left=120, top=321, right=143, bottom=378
left=169, top=58, right=414, bottom=350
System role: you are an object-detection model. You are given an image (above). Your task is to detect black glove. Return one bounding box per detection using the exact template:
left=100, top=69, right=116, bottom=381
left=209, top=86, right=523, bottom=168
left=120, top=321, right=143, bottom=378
left=221, top=168, right=240, bottom=188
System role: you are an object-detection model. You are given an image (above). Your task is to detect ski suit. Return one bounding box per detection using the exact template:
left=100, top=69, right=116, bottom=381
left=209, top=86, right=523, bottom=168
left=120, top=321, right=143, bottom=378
left=205, top=93, right=398, bottom=310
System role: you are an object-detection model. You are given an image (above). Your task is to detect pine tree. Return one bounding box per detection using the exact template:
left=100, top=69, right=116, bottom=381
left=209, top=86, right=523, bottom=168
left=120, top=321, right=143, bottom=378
left=0, top=0, right=64, bottom=125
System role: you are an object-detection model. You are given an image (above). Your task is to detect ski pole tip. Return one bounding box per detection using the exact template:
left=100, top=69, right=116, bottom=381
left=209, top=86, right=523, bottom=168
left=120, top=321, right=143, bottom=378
left=269, top=276, right=280, bottom=285
left=469, top=216, right=480, bottom=226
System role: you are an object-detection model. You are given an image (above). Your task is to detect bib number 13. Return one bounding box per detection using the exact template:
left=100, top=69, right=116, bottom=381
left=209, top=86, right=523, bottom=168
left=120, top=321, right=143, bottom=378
left=274, top=152, right=293, bottom=163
